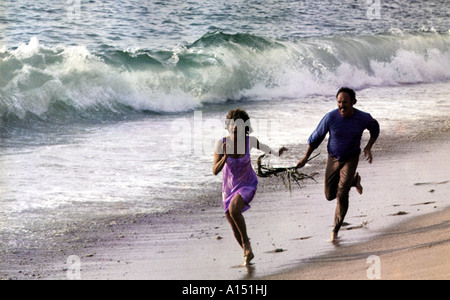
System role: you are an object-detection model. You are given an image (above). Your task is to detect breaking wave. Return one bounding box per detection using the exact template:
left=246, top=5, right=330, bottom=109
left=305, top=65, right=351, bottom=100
left=0, top=31, right=449, bottom=123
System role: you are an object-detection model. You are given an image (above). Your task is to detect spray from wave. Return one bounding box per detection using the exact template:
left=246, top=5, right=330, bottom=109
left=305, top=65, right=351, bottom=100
left=0, top=31, right=449, bottom=123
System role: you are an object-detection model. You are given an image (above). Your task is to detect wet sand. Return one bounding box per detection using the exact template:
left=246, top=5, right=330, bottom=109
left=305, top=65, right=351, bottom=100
left=1, top=122, right=448, bottom=280
left=262, top=131, right=450, bottom=280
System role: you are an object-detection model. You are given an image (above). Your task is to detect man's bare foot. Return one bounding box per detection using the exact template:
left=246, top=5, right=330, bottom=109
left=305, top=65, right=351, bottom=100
left=355, top=172, right=363, bottom=195
left=330, top=231, right=339, bottom=243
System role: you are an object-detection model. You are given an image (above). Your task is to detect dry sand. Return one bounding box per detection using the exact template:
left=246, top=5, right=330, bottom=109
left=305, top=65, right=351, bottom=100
left=264, top=207, right=450, bottom=280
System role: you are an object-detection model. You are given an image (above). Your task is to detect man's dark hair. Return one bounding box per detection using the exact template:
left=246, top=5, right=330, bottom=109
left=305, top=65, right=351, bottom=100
left=336, top=87, right=357, bottom=105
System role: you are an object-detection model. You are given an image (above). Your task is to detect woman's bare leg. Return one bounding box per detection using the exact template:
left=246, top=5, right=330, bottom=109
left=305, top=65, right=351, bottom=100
left=228, top=194, right=254, bottom=265
left=225, top=212, right=243, bottom=248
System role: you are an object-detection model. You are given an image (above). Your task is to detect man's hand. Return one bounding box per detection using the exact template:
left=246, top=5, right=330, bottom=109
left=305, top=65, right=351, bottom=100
left=363, top=137, right=377, bottom=164
left=296, top=145, right=315, bottom=169
left=363, top=147, right=373, bottom=164
left=296, top=157, right=308, bottom=169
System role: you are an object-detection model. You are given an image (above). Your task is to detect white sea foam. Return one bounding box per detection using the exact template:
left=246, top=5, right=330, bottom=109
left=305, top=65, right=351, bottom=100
left=0, top=31, right=449, bottom=122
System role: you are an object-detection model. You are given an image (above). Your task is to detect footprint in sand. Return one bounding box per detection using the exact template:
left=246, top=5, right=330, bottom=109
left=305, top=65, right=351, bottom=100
left=265, top=248, right=286, bottom=254
left=411, top=201, right=436, bottom=206
left=291, top=236, right=312, bottom=241
left=414, top=180, right=448, bottom=186
left=390, top=211, right=409, bottom=216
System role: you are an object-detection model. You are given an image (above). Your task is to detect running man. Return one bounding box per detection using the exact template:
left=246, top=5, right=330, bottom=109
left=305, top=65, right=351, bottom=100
left=296, top=87, right=380, bottom=242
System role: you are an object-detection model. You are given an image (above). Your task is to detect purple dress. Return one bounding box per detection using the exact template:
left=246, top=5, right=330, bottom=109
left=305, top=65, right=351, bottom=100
left=222, top=136, right=258, bottom=214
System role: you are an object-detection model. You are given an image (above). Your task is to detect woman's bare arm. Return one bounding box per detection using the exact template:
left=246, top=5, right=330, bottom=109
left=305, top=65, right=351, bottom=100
left=250, top=136, right=287, bottom=156
left=212, top=139, right=228, bottom=175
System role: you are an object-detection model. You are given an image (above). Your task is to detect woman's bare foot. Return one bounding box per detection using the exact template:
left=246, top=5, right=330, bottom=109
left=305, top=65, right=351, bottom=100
left=243, top=241, right=254, bottom=266
left=243, top=251, right=254, bottom=266
left=355, top=172, right=363, bottom=195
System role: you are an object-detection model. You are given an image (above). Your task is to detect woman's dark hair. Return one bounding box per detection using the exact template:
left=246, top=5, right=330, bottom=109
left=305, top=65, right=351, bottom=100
left=336, top=87, right=357, bottom=105
left=226, top=108, right=253, bottom=134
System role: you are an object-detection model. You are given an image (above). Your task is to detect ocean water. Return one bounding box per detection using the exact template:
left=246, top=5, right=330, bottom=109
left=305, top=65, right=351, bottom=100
left=0, top=0, right=449, bottom=263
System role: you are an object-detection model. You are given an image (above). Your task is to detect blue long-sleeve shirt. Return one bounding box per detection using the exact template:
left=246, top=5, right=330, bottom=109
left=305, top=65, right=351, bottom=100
left=308, top=109, right=380, bottom=161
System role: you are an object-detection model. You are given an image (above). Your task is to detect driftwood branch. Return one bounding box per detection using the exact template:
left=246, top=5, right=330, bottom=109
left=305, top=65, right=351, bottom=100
left=255, top=153, right=320, bottom=193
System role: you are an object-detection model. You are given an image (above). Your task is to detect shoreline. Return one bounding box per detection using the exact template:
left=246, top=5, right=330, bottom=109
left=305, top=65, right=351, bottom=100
left=1, top=119, right=449, bottom=280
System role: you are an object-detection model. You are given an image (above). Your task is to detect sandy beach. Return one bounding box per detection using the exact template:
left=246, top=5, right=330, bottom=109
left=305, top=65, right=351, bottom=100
left=265, top=206, right=450, bottom=280
left=264, top=129, right=450, bottom=280
left=1, top=117, right=448, bottom=281
left=1, top=0, right=449, bottom=285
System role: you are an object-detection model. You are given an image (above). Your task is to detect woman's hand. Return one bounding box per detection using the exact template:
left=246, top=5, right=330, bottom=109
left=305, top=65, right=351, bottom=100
left=279, top=147, right=288, bottom=156
left=222, top=141, right=228, bottom=157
